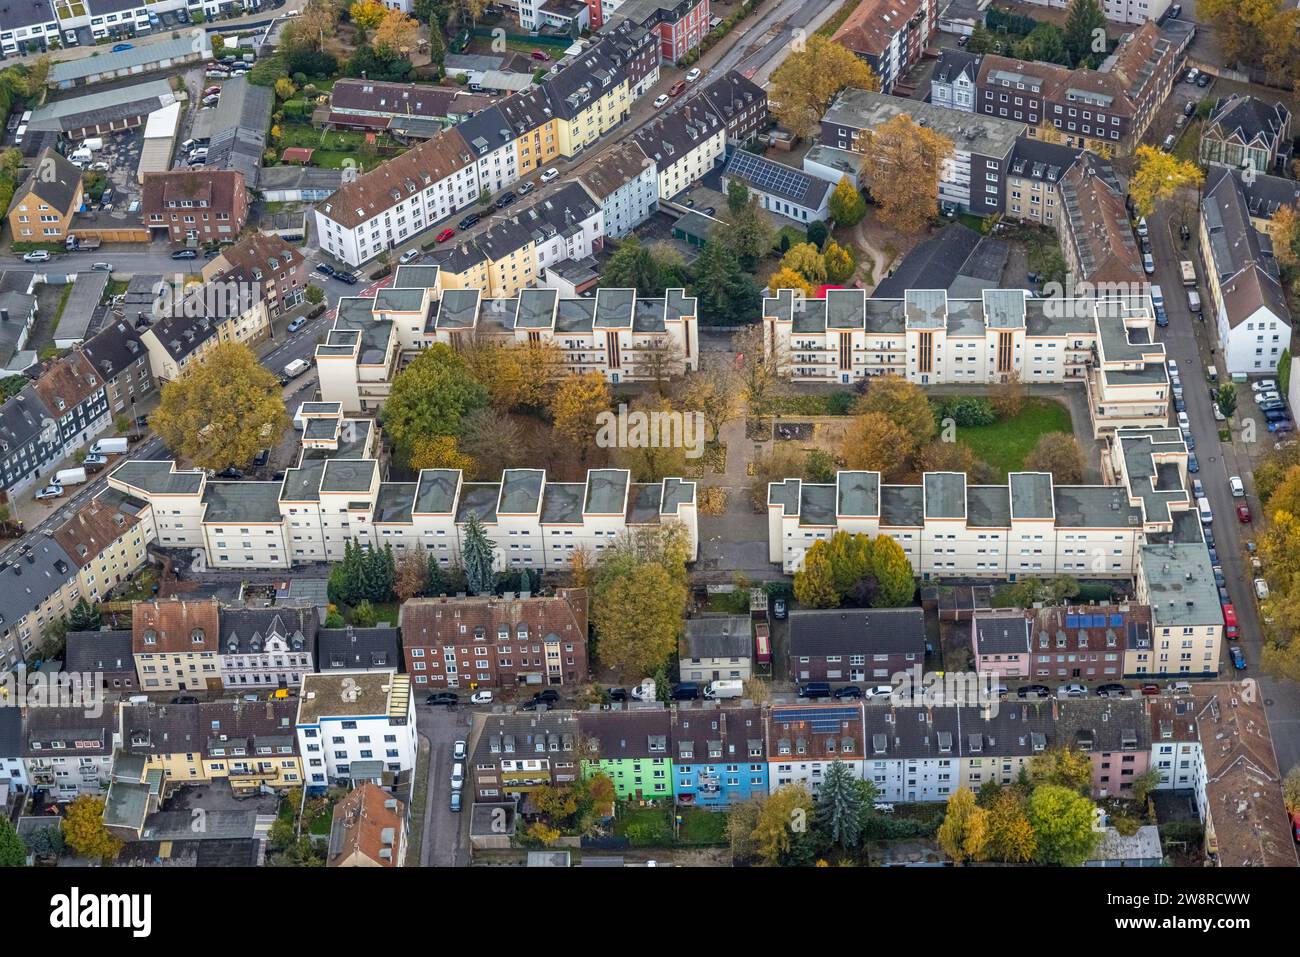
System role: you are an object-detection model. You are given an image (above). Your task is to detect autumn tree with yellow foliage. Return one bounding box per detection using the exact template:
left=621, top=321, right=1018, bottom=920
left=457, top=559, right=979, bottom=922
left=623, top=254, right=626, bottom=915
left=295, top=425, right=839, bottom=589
left=548, top=371, right=612, bottom=461
left=769, top=36, right=880, bottom=138
left=1128, top=146, right=1204, bottom=229
left=858, top=115, right=955, bottom=234
left=349, top=0, right=387, bottom=31
left=374, top=8, right=420, bottom=56
left=937, top=787, right=989, bottom=863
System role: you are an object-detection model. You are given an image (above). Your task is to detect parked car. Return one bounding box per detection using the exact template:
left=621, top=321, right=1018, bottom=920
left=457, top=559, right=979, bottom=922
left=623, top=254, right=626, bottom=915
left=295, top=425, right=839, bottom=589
left=1173, top=396, right=1185, bottom=413
left=1135, top=217, right=1149, bottom=237
left=315, top=262, right=336, bottom=277
left=1184, top=100, right=1196, bottom=117
left=435, top=227, right=455, bottom=243
left=607, top=687, right=627, bottom=702
left=530, top=49, right=551, bottom=61
left=685, top=67, right=701, bottom=82
left=1255, top=578, right=1270, bottom=600
left=1017, top=684, right=1051, bottom=699
left=495, top=191, right=517, bottom=209
left=1213, top=566, right=1226, bottom=588
left=1192, top=478, right=1204, bottom=498
left=458, top=212, right=481, bottom=230
left=398, top=249, right=421, bottom=265
left=287, top=316, right=307, bottom=333
left=1096, top=683, right=1128, bottom=697
left=91, top=262, right=113, bottom=271
left=450, top=763, right=464, bottom=790
left=520, top=699, right=551, bottom=711
left=1269, top=420, right=1295, bottom=434
left=470, top=690, right=494, bottom=704
left=449, top=791, right=462, bottom=813
left=539, top=167, right=559, bottom=183
left=518, top=181, right=535, bottom=196
left=171, top=249, right=198, bottom=259
left=533, top=689, right=559, bottom=704
left=1139, top=682, right=1162, bottom=696
left=1230, top=646, right=1246, bottom=670
left=772, top=598, right=787, bottom=619
left=34, top=484, right=63, bottom=500
left=1256, top=390, right=1281, bottom=405
left=425, top=692, right=458, bottom=706
left=1197, top=72, right=1211, bottom=87
left=669, top=80, right=686, bottom=97
left=112, top=42, right=133, bottom=51
left=22, top=250, right=50, bottom=263
left=1252, top=379, right=1277, bottom=393
left=653, top=93, right=670, bottom=108
left=216, top=466, right=244, bottom=479
left=1058, top=684, right=1088, bottom=698
left=1237, top=503, right=1253, bottom=523
left=864, top=685, right=895, bottom=700
left=83, top=453, right=108, bottom=466
left=202, top=94, right=220, bottom=106
left=834, top=685, right=863, bottom=699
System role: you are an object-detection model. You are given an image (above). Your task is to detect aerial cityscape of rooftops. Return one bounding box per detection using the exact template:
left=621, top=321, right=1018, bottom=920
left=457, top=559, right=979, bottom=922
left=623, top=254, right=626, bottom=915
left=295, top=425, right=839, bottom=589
left=0, top=0, right=1296, bottom=883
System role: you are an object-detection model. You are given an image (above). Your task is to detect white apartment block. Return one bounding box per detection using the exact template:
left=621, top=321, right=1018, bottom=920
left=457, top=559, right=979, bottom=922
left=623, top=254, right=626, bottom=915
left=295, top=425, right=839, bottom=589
left=577, top=139, right=663, bottom=239
left=315, top=265, right=698, bottom=414
left=296, top=673, right=417, bottom=787
left=771, top=426, right=1200, bottom=577
left=106, top=403, right=700, bottom=572
left=1010, top=0, right=1170, bottom=25
left=314, top=129, right=481, bottom=268
left=763, top=288, right=1168, bottom=438
left=632, top=103, right=726, bottom=200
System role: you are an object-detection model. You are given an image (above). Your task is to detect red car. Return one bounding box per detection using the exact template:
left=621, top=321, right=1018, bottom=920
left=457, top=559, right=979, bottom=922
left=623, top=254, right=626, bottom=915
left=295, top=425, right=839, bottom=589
left=435, top=228, right=455, bottom=243
left=1237, top=503, right=1252, bottom=523
left=1223, top=604, right=1238, bottom=628
left=530, top=49, right=551, bottom=61
left=1139, top=683, right=1161, bottom=696
left=1226, top=624, right=1239, bottom=641
left=669, top=79, right=687, bottom=97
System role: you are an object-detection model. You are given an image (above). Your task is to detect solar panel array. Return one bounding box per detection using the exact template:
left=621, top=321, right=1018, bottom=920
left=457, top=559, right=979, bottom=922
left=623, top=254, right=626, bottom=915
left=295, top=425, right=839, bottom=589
left=1064, top=614, right=1124, bottom=628
left=774, top=706, right=859, bottom=733
left=728, top=150, right=816, bottom=205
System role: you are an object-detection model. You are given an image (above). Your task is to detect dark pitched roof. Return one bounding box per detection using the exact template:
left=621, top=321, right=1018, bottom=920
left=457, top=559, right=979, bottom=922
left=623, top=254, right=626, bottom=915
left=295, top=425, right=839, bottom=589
left=217, top=605, right=318, bottom=655
left=8, top=147, right=82, bottom=217
left=0, top=707, right=21, bottom=757
left=873, top=223, right=983, bottom=298
left=788, top=608, right=926, bottom=656
left=316, top=626, right=400, bottom=671
left=64, top=630, right=135, bottom=674
left=681, top=616, right=752, bottom=659
left=578, top=707, right=672, bottom=760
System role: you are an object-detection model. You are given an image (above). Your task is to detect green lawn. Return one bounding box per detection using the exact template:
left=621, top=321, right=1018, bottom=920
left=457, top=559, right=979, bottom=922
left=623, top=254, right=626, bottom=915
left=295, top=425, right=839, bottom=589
left=611, top=804, right=730, bottom=847
left=271, top=120, right=406, bottom=171
left=678, top=808, right=729, bottom=846
left=955, top=398, right=1073, bottom=479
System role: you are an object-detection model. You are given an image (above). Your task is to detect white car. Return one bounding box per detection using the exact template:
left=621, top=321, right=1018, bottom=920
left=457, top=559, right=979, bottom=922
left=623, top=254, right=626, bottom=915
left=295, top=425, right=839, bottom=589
left=1229, top=475, right=1244, bottom=497
left=1212, top=403, right=1226, bottom=422
left=34, top=484, right=64, bottom=500
left=1254, top=578, right=1270, bottom=600
left=685, top=67, right=701, bottom=82
left=399, top=249, right=421, bottom=265
left=1256, top=391, right=1281, bottom=405
left=1167, top=359, right=1178, bottom=375
left=864, top=685, right=894, bottom=700
left=470, top=690, right=494, bottom=704
left=653, top=93, right=670, bottom=107
left=22, top=250, right=50, bottom=263
left=450, top=763, right=464, bottom=790
left=539, top=167, right=559, bottom=183
left=1177, top=410, right=1190, bottom=430
left=1058, top=684, right=1088, bottom=698
left=1251, top=379, right=1276, bottom=393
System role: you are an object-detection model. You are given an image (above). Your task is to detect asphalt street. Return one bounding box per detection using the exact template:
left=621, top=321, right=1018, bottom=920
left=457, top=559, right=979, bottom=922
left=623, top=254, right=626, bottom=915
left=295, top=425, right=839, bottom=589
left=1148, top=205, right=1300, bottom=773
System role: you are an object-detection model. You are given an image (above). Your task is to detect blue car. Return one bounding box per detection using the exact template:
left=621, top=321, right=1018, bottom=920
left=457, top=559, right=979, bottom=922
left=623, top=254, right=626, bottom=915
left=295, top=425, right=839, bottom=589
left=1268, top=419, right=1294, bottom=433
left=1174, top=397, right=1186, bottom=413
left=1183, top=432, right=1196, bottom=450
left=1230, top=646, right=1246, bottom=670
left=1188, top=452, right=1199, bottom=472
left=1208, top=546, right=1219, bottom=565
left=112, top=42, right=133, bottom=52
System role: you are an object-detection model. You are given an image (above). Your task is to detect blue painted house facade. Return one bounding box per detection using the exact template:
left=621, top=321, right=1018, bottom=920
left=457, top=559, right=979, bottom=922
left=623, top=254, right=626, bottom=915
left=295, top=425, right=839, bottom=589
left=671, top=705, right=767, bottom=807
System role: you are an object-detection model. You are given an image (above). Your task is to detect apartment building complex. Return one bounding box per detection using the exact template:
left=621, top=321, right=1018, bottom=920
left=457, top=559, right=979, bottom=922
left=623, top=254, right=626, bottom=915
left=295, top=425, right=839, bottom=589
left=117, top=699, right=303, bottom=793
left=1004, top=138, right=1084, bottom=230
left=821, top=88, right=1026, bottom=216
left=830, top=0, right=936, bottom=94
left=141, top=169, right=250, bottom=244
left=769, top=421, right=1200, bottom=573
left=296, top=673, right=417, bottom=789
left=1199, top=165, right=1292, bottom=376
left=6, top=147, right=83, bottom=243
left=314, top=22, right=659, bottom=267
left=968, top=21, right=1186, bottom=155
left=132, top=596, right=222, bottom=693
left=631, top=101, right=727, bottom=200
left=1059, top=154, right=1145, bottom=287
left=105, top=403, right=699, bottom=572
left=399, top=589, right=589, bottom=689
left=315, top=265, right=698, bottom=414
left=202, top=232, right=310, bottom=318
left=761, top=289, right=1169, bottom=438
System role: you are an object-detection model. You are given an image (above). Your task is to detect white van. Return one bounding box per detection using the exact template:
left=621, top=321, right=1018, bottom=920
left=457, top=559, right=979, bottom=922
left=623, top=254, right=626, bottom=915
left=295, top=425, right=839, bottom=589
left=450, top=763, right=464, bottom=790
left=1197, top=496, right=1213, bottom=523
left=1187, top=289, right=1202, bottom=313
left=1229, top=475, right=1244, bottom=497
left=1171, top=682, right=1193, bottom=695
